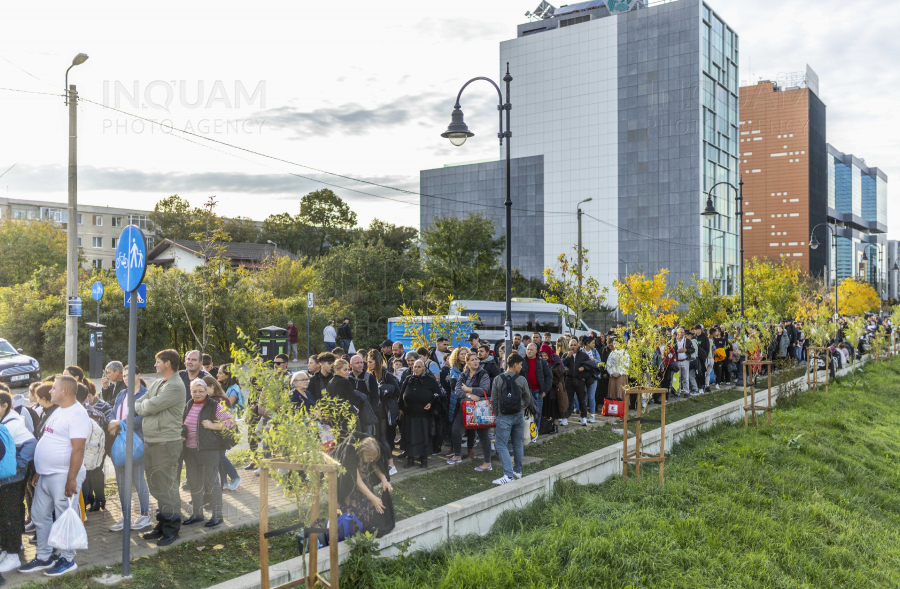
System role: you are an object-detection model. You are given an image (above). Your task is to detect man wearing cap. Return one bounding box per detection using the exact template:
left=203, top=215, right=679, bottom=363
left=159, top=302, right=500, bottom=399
left=380, top=340, right=394, bottom=366
left=468, top=333, right=480, bottom=349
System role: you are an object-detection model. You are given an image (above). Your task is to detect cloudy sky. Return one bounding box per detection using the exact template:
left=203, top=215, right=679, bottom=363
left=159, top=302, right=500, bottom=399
left=1, top=0, right=898, bottom=236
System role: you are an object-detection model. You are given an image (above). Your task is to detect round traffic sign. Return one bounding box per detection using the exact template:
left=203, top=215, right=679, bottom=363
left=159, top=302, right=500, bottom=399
left=115, top=225, right=147, bottom=293
left=91, top=281, right=104, bottom=301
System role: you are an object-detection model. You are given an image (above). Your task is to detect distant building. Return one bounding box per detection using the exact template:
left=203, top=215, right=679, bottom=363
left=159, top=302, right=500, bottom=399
left=147, top=239, right=296, bottom=271
left=0, top=197, right=154, bottom=270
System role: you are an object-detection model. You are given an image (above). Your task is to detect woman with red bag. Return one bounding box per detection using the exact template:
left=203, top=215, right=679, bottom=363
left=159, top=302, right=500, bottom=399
left=445, top=353, right=492, bottom=471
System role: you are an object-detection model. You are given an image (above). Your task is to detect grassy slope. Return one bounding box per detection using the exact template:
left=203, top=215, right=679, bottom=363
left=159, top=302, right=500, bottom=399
left=342, top=360, right=900, bottom=589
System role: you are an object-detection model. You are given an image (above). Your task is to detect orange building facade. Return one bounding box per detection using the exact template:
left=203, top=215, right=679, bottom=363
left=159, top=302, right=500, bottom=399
left=737, top=70, right=828, bottom=276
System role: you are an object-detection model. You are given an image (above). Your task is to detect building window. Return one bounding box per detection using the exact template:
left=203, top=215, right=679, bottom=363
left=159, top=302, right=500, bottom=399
left=146, top=236, right=156, bottom=248
left=12, top=209, right=36, bottom=220
left=111, top=237, right=119, bottom=249
left=111, top=216, right=122, bottom=228
left=77, top=213, right=83, bottom=225
left=42, top=208, right=65, bottom=223
left=77, top=236, right=82, bottom=247
left=128, top=214, right=150, bottom=230
left=92, top=237, right=103, bottom=248
left=560, top=15, right=590, bottom=27
left=92, top=215, right=103, bottom=226
left=92, top=259, right=103, bottom=270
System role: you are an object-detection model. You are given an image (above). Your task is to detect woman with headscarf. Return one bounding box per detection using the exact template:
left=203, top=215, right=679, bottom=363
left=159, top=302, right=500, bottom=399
left=399, top=360, right=439, bottom=468
left=333, top=432, right=395, bottom=536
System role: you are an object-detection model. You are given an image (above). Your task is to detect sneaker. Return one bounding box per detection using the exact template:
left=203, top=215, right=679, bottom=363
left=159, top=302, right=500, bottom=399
left=715, top=384, right=720, bottom=390
left=388, top=466, right=397, bottom=476
left=446, top=458, right=461, bottom=466
left=580, top=417, right=588, bottom=426
left=492, top=475, right=514, bottom=486
left=19, top=556, right=58, bottom=574
left=442, top=450, right=455, bottom=457
left=559, top=418, right=568, bottom=426
left=132, top=515, right=152, bottom=530
left=512, top=471, right=523, bottom=479
left=24, top=520, right=35, bottom=533
left=474, top=465, right=493, bottom=472
left=109, top=518, right=125, bottom=532
left=0, top=552, right=21, bottom=573
left=44, top=558, right=77, bottom=577
left=243, top=463, right=257, bottom=471
left=225, top=477, right=242, bottom=491
left=254, top=468, right=261, bottom=476
left=588, top=414, right=596, bottom=424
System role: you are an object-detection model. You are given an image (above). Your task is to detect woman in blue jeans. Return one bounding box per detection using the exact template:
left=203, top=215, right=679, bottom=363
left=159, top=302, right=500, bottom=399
left=107, top=371, right=152, bottom=532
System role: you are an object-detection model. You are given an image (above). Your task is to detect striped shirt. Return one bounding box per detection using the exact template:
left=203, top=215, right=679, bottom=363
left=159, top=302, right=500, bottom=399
left=184, top=402, right=233, bottom=449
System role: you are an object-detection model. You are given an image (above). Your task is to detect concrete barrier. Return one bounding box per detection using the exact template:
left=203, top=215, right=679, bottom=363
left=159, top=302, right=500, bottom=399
left=208, top=357, right=868, bottom=589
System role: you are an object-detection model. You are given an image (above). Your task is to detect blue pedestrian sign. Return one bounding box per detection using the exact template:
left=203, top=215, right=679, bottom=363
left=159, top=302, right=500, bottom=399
left=124, top=284, right=147, bottom=308
left=91, top=281, right=104, bottom=301
left=115, top=225, right=147, bottom=293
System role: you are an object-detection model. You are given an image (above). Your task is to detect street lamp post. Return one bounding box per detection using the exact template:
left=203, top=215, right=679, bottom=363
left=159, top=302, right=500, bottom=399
left=860, top=243, right=880, bottom=290
left=701, top=177, right=744, bottom=316
left=64, top=53, right=89, bottom=367
left=576, top=198, right=593, bottom=328
left=442, top=63, right=513, bottom=359
left=809, top=222, right=839, bottom=321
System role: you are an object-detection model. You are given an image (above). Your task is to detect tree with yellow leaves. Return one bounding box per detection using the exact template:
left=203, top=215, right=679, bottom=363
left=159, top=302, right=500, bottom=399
left=828, top=279, right=880, bottom=316
left=614, top=270, right=678, bottom=388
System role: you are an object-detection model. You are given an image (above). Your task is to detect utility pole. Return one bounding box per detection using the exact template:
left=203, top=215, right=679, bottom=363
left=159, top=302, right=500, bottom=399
left=576, top=198, right=592, bottom=331
left=64, top=84, right=78, bottom=366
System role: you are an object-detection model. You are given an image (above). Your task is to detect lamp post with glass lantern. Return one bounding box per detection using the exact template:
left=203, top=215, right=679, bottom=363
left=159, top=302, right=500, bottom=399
left=809, top=222, right=839, bottom=320
left=701, top=178, right=744, bottom=316
left=441, top=63, right=513, bottom=358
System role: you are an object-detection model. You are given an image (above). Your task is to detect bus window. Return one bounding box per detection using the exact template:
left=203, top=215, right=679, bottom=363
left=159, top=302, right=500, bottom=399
left=512, top=313, right=532, bottom=332
left=533, top=313, right=561, bottom=332
left=464, top=311, right=503, bottom=331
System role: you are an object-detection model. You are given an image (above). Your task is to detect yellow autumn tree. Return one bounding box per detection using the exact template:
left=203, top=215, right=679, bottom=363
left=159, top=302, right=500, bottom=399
left=614, top=269, right=678, bottom=388
left=829, top=279, right=880, bottom=316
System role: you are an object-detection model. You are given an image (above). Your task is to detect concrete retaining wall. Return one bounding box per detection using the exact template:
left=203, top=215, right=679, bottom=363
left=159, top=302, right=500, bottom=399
left=209, top=358, right=866, bottom=589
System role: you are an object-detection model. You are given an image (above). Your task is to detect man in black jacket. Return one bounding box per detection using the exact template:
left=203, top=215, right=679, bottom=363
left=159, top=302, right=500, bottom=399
left=477, top=345, right=502, bottom=382
left=309, top=353, right=335, bottom=401
left=693, top=325, right=710, bottom=393
left=337, top=319, right=353, bottom=351
left=101, top=361, right=128, bottom=405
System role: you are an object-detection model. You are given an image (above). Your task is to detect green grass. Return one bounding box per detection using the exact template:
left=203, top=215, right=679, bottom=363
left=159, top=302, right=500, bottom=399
left=339, top=359, right=900, bottom=588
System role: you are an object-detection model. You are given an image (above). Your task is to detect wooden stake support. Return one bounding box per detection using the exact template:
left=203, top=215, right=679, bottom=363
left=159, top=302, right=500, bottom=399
left=807, top=347, right=830, bottom=398
left=260, top=456, right=341, bottom=589
left=741, top=361, right=773, bottom=428
left=621, top=387, right=667, bottom=487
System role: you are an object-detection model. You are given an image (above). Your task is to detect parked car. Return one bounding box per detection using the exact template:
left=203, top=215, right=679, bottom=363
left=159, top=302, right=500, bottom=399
left=0, top=338, right=41, bottom=388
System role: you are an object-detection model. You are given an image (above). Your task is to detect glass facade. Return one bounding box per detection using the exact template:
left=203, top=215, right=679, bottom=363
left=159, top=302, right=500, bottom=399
left=701, top=4, right=739, bottom=294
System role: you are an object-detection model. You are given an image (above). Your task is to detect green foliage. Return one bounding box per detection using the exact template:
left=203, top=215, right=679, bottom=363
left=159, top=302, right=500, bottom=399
left=420, top=213, right=504, bottom=300
left=223, top=216, right=261, bottom=243
left=150, top=195, right=209, bottom=240
left=316, top=240, right=421, bottom=350
left=542, top=247, right=608, bottom=330
left=260, top=212, right=318, bottom=257
left=355, top=219, right=418, bottom=255
left=0, top=219, right=68, bottom=288
left=299, top=189, right=358, bottom=256
left=672, top=276, right=726, bottom=328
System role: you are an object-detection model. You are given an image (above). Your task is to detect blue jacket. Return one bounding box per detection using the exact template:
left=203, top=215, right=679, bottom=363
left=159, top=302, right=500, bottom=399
left=112, top=385, right=148, bottom=440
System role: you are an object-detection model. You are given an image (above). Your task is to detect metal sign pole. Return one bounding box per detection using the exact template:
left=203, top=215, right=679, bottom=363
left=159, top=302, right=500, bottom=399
left=306, top=305, right=310, bottom=361
left=122, top=288, right=137, bottom=575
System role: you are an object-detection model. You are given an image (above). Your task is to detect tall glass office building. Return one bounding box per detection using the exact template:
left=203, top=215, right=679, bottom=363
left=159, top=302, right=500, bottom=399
left=827, top=144, right=889, bottom=295
left=420, top=0, right=740, bottom=304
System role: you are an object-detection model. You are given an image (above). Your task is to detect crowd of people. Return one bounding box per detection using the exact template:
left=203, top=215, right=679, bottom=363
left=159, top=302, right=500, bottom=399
left=0, top=349, right=240, bottom=582
left=0, top=312, right=891, bottom=583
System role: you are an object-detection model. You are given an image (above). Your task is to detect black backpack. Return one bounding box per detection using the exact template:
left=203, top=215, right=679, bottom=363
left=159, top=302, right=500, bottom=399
left=499, top=374, right=521, bottom=415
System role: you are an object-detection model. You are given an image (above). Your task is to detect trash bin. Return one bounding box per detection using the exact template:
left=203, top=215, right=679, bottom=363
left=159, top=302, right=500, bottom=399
left=258, top=326, right=289, bottom=361
left=84, top=322, right=106, bottom=379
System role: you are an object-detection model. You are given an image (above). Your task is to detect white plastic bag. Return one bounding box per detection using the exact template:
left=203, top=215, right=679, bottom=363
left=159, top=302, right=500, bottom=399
left=48, top=497, right=88, bottom=551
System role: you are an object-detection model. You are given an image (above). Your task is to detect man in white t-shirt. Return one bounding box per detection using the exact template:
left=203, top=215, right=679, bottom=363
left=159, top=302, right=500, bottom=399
left=323, top=321, right=337, bottom=352
left=18, top=375, right=90, bottom=578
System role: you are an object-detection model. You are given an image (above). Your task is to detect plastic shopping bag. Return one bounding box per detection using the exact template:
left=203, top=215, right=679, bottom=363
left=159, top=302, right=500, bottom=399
left=48, top=496, right=88, bottom=551
left=601, top=399, right=625, bottom=417
left=111, top=422, right=144, bottom=468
